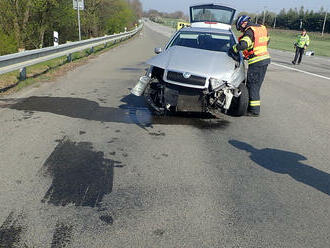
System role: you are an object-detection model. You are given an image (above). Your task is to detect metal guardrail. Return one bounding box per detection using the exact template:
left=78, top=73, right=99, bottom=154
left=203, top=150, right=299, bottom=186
left=0, top=24, right=143, bottom=77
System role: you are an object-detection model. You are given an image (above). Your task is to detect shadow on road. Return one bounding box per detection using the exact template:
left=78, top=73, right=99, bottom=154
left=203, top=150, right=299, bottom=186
left=229, top=140, right=330, bottom=196
left=2, top=95, right=230, bottom=130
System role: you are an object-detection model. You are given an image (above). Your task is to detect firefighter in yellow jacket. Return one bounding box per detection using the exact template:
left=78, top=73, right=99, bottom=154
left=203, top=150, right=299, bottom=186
left=228, top=15, right=271, bottom=117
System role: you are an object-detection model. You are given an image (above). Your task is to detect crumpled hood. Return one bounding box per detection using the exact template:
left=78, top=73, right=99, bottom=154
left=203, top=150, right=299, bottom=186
left=147, top=46, right=239, bottom=81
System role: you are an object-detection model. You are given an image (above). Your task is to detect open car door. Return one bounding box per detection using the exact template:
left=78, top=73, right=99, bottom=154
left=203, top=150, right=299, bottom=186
left=190, top=4, right=236, bottom=29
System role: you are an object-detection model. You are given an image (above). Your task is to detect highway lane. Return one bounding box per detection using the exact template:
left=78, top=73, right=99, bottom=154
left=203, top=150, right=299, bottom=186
left=0, top=23, right=329, bottom=248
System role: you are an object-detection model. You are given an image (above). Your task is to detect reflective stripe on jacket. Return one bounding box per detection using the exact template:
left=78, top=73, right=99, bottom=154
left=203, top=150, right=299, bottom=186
left=238, top=25, right=270, bottom=65
left=296, top=34, right=310, bottom=48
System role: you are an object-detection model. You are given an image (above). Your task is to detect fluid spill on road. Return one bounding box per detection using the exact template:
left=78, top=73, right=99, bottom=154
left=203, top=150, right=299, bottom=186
left=41, top=138, right=121, bottom=207
left=149, top=131, right=166, bottom=136
left=99, top=215, right=114, bottom=225
left=152, top=114, right=229, bottom=130
left=0, top=212, right=24, bottom=248
left=50, top=222, right=73, bottom=248
left=5, top=96, right=230, bottom=130
left=153, top=229, right=165, bottom=236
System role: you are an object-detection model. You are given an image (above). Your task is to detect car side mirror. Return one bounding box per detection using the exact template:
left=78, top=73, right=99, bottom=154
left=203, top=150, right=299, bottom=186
left=154, top=47, right=162, bottom=54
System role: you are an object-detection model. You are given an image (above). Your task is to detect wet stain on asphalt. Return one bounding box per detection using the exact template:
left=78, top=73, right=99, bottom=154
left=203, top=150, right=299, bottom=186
left=114, top=163, right=126, bottom=168
left=41, top=138, right=121, bottom=207
left=149, top=131, right=166, bottom=137
left=107, top=138, right=119, bottom=144
left=152, top=155, right=161, bottom=160
left=50, top=222, right=73, bottom=248
left=0, top=212, right=24, bottom=248
left=152, top=114, right=230, bottom=130
left=153, top=229, right=165, bottom=236
left=99, top=215, right=114, bottom=225
left=4, top=96, right=230, bottom=130
left=98, top=98, right=107, bottom=104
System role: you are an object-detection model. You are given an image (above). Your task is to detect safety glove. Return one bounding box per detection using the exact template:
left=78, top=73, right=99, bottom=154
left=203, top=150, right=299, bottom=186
left=228, top=45, right=240, bottom=62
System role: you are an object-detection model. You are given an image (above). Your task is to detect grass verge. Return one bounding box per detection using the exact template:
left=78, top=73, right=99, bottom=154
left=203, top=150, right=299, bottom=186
left=160, top=18, right=188, bottom=29
left=233, top=28, right=330, bottom=57
left=155, top=18, right=330, bottom=57
left=0, top=34, right=138, bottom=95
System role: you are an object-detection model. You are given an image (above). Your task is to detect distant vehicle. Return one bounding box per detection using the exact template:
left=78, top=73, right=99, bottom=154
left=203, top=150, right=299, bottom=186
left=176, top=22, right=190, bottom=31
left=133, top=4, right=248, bottom=117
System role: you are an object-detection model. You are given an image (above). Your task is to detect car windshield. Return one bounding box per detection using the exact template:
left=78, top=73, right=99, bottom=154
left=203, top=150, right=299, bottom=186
left=191, top=6, right=235, bottom=24
left=169, top=32, right=235, bottom=53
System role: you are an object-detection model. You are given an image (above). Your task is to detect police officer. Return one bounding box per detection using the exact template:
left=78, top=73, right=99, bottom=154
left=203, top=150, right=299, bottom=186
left=228, top=15, right=271, bottom=117
left=292, top=29, right=310, bottom=65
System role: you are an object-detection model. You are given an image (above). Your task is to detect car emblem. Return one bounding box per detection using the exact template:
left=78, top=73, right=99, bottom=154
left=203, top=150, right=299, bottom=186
left=183, top=72, right=191, bottom=79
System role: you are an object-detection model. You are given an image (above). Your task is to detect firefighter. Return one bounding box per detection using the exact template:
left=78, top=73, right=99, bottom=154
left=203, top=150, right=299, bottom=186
left=228, top=15, right=271, bottom=117
left=292, top=29, right=310, bottom=65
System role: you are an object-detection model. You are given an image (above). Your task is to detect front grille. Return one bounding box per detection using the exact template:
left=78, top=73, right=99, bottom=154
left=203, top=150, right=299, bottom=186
left=167, top=71, right=206, bottom=86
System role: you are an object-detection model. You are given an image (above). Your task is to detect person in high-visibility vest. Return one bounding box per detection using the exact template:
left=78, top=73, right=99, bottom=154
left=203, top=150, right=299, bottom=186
left=228, top=15, right=271, bottom=117
left=292, top=29, right=310, bottom=65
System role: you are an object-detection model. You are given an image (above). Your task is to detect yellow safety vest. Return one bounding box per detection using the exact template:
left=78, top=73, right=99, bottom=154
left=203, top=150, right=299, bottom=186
left=239, top=25, right=270, bottom=65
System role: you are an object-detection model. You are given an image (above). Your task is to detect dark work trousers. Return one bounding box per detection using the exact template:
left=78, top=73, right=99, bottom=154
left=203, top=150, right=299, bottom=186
left=247, top=64, right=268, bottom=114
left=293, top=47, right=305, bottom=64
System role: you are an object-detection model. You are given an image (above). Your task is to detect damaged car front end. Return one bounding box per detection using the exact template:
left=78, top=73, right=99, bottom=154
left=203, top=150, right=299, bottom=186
left=132, top=4, right=249, bottom=117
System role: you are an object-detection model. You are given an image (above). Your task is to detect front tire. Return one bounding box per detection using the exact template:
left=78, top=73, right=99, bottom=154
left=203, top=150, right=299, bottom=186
left=144, top=81, right=165, bottom=115
left=228, top=83, right=249, bottom=116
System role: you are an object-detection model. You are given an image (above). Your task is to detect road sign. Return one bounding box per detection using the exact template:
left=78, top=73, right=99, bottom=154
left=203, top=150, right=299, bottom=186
left=73, top=0, right=84, bottom=10
left=54, top=31, right=59, bottom=46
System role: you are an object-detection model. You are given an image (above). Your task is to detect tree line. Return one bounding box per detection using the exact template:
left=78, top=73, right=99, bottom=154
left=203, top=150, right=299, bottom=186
left=143, top=9, right=188, bottom=21
left=0, top=0, right=143, bottom=56
left=239, top=6, right=329, bottom=33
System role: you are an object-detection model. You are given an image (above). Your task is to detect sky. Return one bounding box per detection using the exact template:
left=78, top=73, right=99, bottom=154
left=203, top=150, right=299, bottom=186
left=140, top=0, right=330, bottom=14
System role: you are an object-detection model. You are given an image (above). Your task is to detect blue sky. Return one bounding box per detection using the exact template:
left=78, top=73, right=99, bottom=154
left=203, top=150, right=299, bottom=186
left=140, top=0, right=329, bottom=14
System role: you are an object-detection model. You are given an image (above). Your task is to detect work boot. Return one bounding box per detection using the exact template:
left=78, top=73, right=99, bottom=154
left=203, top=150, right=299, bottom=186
left=292, top=61, right=296, bottom=65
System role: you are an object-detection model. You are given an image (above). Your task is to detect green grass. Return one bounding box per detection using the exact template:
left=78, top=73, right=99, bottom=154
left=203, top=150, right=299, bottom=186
left=157, top=18, right=330, bottom=57
left=0, top=35, right=135, bottom=94
left=161, top=18, right=188, bottom=29
left=233, top=28, right=330, bottom=57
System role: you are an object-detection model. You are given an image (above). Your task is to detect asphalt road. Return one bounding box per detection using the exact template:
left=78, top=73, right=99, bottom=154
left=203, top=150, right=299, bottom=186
left=0, top=22, right=330, bottom=248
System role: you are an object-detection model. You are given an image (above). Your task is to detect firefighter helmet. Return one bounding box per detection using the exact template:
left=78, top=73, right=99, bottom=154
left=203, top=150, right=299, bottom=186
left=236, top=15, right=251, bottom=31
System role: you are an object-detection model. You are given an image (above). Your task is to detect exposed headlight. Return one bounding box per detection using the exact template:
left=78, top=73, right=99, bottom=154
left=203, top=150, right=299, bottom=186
left=210, top=78, right=226, bottom=90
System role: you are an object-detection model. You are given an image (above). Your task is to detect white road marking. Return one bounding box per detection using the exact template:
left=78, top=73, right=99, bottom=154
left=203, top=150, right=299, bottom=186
left=271, top=62, right=330, bottom=81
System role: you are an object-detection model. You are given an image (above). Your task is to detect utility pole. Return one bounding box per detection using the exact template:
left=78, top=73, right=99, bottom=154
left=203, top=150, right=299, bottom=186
left=300, top=19, right=303, bottom=29
left=273, top=15, right=277, bottom=29
left=262, top=7, right=266, bottom=25
left=73, top=0, right=84, bottom=41
left=77, top=4, right=81, bottom=40
left=322, top=11, right=328, bottom=37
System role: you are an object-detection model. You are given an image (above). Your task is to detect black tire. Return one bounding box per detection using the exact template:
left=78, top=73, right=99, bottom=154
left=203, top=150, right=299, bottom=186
left=228, top=83, right=249, bottom=116
left=144, top=81, right=165, bottom=115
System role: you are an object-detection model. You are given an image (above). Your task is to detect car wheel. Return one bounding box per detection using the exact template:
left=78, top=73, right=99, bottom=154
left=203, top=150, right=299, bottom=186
left=144, top=81, right=165, bottom=115
left=228, top=83, right=249, bottom=116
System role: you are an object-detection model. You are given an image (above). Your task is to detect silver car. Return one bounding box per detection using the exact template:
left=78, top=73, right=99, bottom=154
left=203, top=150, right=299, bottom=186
left=134, top=4, right=248, bottom=117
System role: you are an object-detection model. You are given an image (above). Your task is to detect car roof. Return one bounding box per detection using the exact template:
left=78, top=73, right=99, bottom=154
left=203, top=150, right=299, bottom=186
left=190, top=3, right=236, bottom=10
left=179, top=27, right=232, bottom=35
